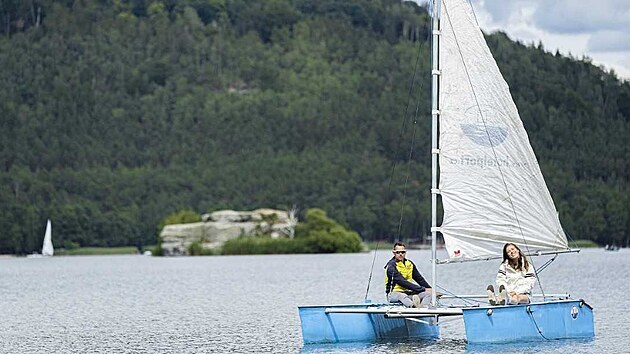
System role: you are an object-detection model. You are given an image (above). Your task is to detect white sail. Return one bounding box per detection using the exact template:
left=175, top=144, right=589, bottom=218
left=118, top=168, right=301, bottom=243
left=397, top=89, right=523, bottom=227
left=41, top=219, right=54, bottom=256
left=437, top=0, right=568, bottom=261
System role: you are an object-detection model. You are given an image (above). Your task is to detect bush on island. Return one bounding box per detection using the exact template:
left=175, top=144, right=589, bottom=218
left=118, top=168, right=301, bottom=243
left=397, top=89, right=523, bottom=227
left=154, top=209, right=202, bottom=256
left=157, top=209, right=201, bottom=233
left=222, top=208, right=363, bottom=255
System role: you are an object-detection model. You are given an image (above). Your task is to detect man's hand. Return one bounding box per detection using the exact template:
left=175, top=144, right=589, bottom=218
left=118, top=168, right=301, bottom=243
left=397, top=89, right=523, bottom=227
left=424, top=288, right=444, bottom=298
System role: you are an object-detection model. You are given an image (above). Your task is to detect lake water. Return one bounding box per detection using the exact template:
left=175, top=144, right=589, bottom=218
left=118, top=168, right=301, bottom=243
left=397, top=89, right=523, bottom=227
left=0, top=248, right=626, bottom=353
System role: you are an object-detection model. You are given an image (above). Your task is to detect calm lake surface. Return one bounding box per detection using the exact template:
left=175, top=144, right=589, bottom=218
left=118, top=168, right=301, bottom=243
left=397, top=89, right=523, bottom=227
left=0, top=248, right=626, bottom=353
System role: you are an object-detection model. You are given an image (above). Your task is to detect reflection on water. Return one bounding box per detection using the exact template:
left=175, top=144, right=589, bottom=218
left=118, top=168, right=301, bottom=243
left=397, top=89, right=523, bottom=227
left=301, top=338, right=457, bottom=353
left=0, top=249, right=625, bottom=352
left=465, top=337, right=595, bottom=354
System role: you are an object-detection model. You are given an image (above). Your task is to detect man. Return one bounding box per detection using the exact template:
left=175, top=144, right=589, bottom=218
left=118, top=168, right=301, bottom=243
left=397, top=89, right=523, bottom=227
left=384, top=242, right=439, bottom=308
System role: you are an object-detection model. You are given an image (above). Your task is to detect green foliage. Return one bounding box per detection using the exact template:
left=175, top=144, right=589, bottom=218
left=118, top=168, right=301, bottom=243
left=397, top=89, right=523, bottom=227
left=154, top=209, right=201, bottom=256
left=0, top=0, right=628, bottom=254
left=187, top=240, right=216, bottom=255
left=261, top=213, right=279, bottom=225
left=56, top=246, right=139, bottom=256
left=188, top=240, right=203, bottom=255
left=151, top=239, right=164, bottom=256
left=296, top=208, right=364, bottom=253
left=364, top=241, right=388, bottom=251
left=222, top=208, right=364, bottom=254
left=221, top=237, right=313, bottom=255
left=158, top=209, right=202, bottom=233
left=569, top=240, right=599, bottom=248
left=63, top=240, right=81, bottom=250
left=295, top=208, right=338, bottom=236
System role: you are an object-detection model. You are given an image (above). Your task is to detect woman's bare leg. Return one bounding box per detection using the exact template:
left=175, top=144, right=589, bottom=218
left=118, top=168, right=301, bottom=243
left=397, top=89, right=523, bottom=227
left=508, top=293, right=530, bottom=304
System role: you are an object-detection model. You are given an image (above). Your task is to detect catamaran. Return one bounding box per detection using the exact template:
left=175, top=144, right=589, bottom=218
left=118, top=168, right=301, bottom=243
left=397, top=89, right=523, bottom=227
left=298, top=0, right=594, bottom=344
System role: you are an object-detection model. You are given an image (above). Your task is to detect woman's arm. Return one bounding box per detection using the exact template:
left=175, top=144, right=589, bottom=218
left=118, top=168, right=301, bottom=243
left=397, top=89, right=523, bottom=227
left=514, top=264, right=536, bottom=294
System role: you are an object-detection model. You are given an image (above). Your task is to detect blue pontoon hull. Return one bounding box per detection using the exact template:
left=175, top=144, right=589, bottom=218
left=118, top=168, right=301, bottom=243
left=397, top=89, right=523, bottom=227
left=298, top=304, right=440, bottom=344
left=463, top=299, right=594, bottom=343
left=299, top=299, right=594, bottom=345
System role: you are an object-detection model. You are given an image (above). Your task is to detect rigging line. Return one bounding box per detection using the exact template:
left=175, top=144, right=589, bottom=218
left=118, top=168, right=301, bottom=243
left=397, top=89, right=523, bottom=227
left=387, top=34, right=425, bottom=191
left=465, top=0, right=480, bottom=27
left=365, top=11, right=430, bottom=300
left=397, top=92, right=423, bottom=240
left=395, top=19, right=434, bottom=240
left=435, top=285, right=479, bottom=306
left=441, top=1, right=546, bottom=297
left=365, top=18, right=433, bottom=305
left=565, top=229, right=580, bottom=248
left=536, top=254, right=557, bottom=274
left=365, top=23, right=428, bottom=306
left=527, top=307, right=551, bottom=340
left=364, top=241, right=381, bottom=302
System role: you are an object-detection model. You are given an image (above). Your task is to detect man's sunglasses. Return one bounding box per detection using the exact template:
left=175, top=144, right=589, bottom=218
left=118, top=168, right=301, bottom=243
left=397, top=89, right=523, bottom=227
left=394, top=251, right=406, bottom=254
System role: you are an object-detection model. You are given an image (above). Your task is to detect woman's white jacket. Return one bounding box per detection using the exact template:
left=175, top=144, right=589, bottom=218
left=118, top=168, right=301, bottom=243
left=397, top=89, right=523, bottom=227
left=496, top=261, right=536, bottom=294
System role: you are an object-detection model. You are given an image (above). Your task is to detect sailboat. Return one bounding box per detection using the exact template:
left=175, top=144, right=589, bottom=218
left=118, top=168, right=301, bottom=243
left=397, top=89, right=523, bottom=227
left=41, top=219, right=54, bottom=256
left=27, top=219, right=54, bottom=258
left=298, top=0, right=594, bottom=345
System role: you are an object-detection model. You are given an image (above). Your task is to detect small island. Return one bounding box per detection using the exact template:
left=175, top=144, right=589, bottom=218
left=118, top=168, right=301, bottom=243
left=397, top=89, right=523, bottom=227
left=156, top=208, right=365, bottom=256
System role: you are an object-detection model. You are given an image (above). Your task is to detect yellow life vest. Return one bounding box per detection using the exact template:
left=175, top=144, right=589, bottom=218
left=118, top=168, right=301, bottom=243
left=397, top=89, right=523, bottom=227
left=385, top=259, right=415, bottom=293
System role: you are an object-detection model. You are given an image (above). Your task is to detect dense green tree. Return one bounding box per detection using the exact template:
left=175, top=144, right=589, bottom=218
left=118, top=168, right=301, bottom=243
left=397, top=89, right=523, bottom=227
left=0, top=0, right=627, bottom=254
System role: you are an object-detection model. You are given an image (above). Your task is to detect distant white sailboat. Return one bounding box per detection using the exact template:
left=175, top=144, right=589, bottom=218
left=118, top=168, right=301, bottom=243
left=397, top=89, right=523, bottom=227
left=27, top=219, right=54, bottom=258
left=41, top=219, right=54, bottom=256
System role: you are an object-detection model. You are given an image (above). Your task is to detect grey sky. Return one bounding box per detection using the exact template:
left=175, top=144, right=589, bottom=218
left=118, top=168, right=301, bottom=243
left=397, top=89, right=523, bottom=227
left=416, top=0, right=630, bottom=79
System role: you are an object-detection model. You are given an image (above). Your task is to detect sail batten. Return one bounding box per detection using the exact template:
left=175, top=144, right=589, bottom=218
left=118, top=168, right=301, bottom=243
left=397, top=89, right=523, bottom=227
left=437, top=0, right=568, bottom=261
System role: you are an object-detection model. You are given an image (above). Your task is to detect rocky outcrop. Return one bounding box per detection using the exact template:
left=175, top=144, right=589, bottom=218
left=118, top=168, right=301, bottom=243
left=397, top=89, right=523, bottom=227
left=159, top=208, right=296, bottom=256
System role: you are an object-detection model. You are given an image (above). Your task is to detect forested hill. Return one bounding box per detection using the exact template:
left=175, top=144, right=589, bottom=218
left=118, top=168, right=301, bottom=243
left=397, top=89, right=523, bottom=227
left=0, top=0, right=628, bottom=254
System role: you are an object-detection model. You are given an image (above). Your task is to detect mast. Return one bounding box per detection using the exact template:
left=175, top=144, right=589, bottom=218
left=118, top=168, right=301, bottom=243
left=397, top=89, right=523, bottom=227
left=430, top=0, right=441, bottom=307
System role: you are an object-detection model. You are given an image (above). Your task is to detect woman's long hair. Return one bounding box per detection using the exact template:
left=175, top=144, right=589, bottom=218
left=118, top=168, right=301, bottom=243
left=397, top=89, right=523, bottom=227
left=502, top=243, right=529, bottom=271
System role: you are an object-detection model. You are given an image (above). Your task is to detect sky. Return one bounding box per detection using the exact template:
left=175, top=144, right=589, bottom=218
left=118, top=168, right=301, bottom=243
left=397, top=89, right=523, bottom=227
left=416, top=0, right=630, bottom=80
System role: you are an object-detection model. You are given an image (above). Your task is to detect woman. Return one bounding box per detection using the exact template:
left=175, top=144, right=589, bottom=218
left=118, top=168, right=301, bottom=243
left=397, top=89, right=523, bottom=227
left=487, top=243, right=536, bottom=305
